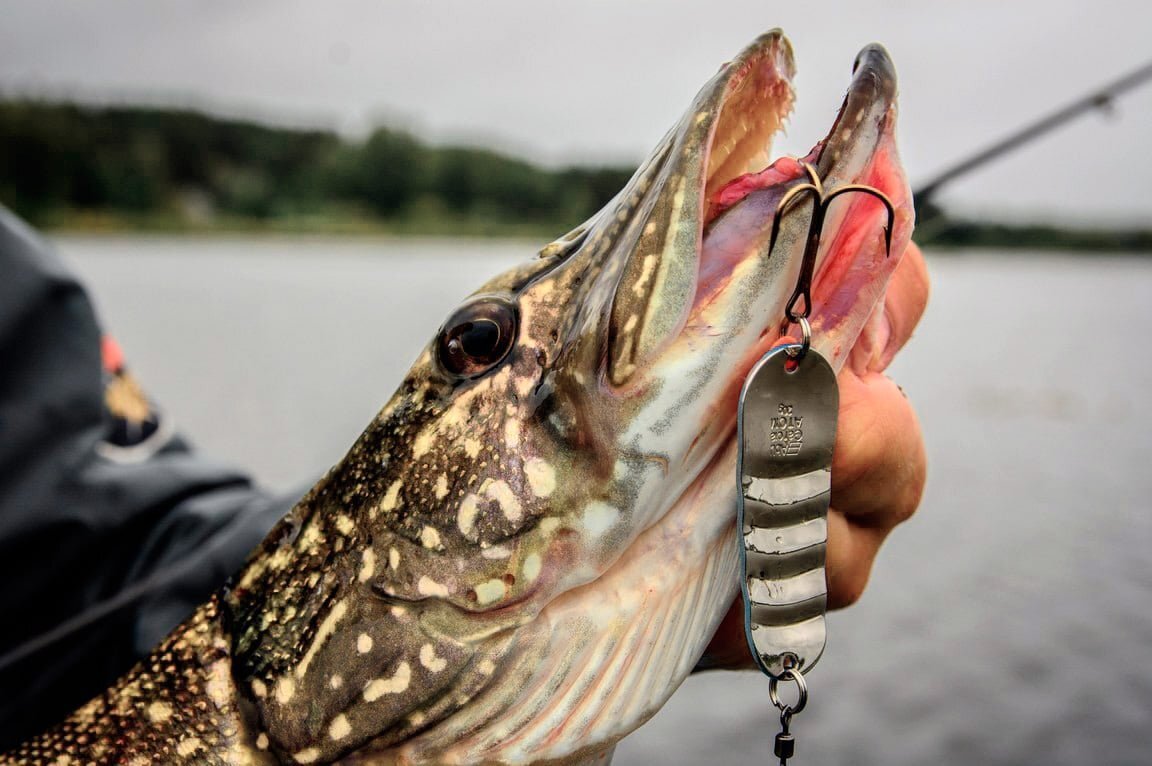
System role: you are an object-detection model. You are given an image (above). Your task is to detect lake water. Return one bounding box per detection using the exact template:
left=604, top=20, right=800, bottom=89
left=56, top=235, right=1152, bottom=765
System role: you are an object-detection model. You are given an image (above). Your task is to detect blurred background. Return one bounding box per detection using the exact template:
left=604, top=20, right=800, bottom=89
left=2, top=1, right=1151, bottom=763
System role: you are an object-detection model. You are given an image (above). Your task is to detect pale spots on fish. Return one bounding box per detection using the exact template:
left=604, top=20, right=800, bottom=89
left=522, top=552, right=542, bottom=583
left=205, top=664, right=232, bottom=707
left=275, top=677, right=296, bottom=704
left=524, top=457, right=556, bottom=498
left=434, top=473, right=449, bottom=499
left=378, top=479, right=403, bottom=514
left=250, top=678, right=267, bottom=698
left=300, top=523, right=324, bottom=553
left=256, top=733, right=270, bottom=750
left=463, top=437, right=482, bottom=458
left=294, top=747, right=321, bottom=764
left=582, top=501, right=620, bottom=537
left=389, top=547, right=401, bottom=570
left=419, top=643, right=448, bottom=673
left=175, top=737, right=203, bottom=757
left=504, top=418, right=520, bottom=448
left=458, top=493, right=480, bottom=538
left=632, top=253, right=659, bottom=297
left=146, top=701, right=172, bottom=724
left=411, top=428, right=436, bottom=459
left=328, top=714, right=352, bottom=741
left=363, top=661, right=412, bottom=701
left=266, top=545, right=292, bottom=572
left=358, top=547, right=377, bottom=582
left=614, top=334, right=637, bottom=380
left=439, top=400, right=468, bottom=429
left=420, top=525, right=442, bottom=550
left=417, top=576, right=449, bottom=598
left=474, top=578, right=507, bottom=605
left=480, top=544, right=512, bottom=560
left=484, top=479, right=522, bottom=523
left=329, top=674, right=343, bottom=690
left=334, top=513, right=355, bottom=535
left=357, top=633, right=373, bottom=654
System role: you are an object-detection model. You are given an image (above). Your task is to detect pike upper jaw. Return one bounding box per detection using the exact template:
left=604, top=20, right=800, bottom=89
left=701, top=42, right=796, bottom=206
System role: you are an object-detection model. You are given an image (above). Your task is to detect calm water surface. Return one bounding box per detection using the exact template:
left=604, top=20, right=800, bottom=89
left=57, top=235, right=1152, bottom=765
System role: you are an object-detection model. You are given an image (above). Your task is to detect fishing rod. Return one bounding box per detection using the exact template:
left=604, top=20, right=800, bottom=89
left=913, top=57, right=1152, bottom=236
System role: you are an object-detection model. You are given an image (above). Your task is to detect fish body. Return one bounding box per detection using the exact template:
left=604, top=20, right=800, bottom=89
left=4, top=30, right=913, bottom=766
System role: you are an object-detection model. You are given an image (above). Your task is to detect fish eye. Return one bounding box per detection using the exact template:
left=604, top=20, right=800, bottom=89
left=436, top=296, right=518, bottom=379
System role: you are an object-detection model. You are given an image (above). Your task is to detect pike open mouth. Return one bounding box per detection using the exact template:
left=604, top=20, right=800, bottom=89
left=692, top=34, right=911, bottom=369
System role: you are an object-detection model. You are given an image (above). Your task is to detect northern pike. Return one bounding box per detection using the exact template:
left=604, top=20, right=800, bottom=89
left=5, top=29, right=913, bottom=765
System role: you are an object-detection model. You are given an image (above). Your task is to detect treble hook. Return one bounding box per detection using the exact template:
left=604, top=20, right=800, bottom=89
left=766, top=162, right=896, bottom=324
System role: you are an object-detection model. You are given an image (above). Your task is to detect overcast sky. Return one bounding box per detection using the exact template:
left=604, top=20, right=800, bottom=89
left=2, top=1, right=1150, bottom=223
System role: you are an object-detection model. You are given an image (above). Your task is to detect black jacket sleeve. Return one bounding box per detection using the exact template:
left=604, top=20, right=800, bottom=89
left=0, top=207, right=300, bottom=748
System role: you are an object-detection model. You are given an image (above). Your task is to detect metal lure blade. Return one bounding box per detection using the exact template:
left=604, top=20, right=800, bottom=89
left=736, top=344, right=838, bottom=678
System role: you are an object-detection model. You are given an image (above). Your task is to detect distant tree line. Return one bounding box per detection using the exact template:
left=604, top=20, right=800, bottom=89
left=913, top=201, right=1152, bottom=252
left=0, top=101, right=635, bottom=233
left=919, top=216, right=1152, bottom=251
left=3, top=101, right=1149, bottom=250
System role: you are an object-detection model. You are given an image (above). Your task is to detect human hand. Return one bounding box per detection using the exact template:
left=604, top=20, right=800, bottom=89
left=699, top=241, right=930, bottom=670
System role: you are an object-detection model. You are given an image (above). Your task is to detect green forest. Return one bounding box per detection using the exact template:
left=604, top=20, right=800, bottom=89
left=1, top=100, right=1148, bottom=249
left=0, top=101, right=633, bottom=236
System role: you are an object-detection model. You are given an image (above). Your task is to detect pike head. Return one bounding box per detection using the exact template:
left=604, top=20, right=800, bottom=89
left=224, top=30, right=913, bottom=764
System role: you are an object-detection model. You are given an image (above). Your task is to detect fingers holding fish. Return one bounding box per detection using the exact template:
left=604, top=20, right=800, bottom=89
left=822, top=236, right=928, bottom=610
left=825, top=385, right=925, bottom=606
left=826, top=357, right=927, bottom=612
left=831, top=366, right=926, bottom=524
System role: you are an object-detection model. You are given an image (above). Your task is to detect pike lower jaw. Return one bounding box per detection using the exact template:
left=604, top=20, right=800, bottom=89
left=6, top=31, right=913, bottom=766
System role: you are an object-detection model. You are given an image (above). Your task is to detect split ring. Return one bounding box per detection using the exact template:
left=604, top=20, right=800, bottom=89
left=785, top=316, right=812, bottom=360
left=768, top=666, right=809, bottom=715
